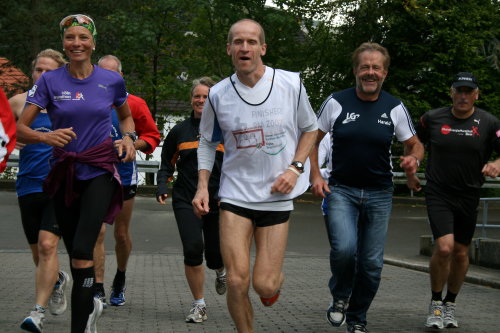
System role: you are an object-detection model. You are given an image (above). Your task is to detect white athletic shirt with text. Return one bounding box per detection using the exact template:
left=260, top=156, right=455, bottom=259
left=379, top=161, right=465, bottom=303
left=199, top=66, right=317, bottom=210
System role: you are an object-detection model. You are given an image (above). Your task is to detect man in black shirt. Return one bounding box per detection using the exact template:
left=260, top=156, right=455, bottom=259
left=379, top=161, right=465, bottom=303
left=412, top=72, right=500, bottom=329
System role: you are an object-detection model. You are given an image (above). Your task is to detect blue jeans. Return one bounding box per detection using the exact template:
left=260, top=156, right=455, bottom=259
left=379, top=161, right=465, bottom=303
left=325, top=184, right=393, bottom=325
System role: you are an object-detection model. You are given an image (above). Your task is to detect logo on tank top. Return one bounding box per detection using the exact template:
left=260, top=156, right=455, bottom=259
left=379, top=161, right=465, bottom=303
left=28, top=85, right=38, bottom=97
left=441, top=125, right=451, bottom=134
left=342, top=112, right=360, bottom=124
left=74, top=92, right=85, bottom=100
left=441, top=124, right=479, bottom=137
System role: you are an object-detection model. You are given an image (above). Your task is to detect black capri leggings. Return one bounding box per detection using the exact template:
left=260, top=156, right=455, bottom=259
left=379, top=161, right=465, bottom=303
left=54, top=173, right=116, bottom=261
left=173, top=204, right=223, bottom=269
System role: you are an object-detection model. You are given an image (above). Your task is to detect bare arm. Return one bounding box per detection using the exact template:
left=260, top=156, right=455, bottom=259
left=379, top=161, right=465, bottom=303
left=116, top=101, right=136, bottom=162
left=192, top=169, right=211, bottom=218
left=17, top=104, right=76, bottom=147
left=8, top=92, right=26, bottom=120
left=309, top=129, right=331, bottom=198
left=270, top=129, right=317, bottom=194
left=9, top=93, right=27, bottom=149
left=400, top=135, right=424, bottom=176
left=400, top=135, right=425, bottom=191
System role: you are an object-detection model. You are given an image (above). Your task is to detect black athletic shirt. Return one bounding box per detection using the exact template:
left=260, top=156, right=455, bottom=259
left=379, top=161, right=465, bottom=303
left=416, top=106, right=500, bottom=192
left=157, top=112, right=224, bottom=208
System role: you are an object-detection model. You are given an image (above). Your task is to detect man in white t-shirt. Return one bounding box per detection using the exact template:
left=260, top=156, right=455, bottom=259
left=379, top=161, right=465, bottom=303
left=192, top=19, right=317, bottom=332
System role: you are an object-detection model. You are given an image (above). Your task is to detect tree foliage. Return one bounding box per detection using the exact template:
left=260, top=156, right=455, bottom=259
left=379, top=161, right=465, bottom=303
left=1, top=0, right=498, bottom=123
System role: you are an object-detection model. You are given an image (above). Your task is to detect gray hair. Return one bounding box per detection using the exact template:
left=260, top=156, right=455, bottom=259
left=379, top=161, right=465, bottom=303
left=97, top=54, right=122, bottom=73
left=352, top=42, right=390, bottom=70
left=191, top=76, right=216, bottom=96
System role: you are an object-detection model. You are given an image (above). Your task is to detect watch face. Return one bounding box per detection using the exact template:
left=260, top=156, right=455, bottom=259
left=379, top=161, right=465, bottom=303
left=292, top=161, right=304, bottom=171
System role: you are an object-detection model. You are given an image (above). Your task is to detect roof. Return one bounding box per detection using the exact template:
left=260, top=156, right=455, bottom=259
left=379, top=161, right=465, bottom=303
left=0, top=58, right=29, bottom=97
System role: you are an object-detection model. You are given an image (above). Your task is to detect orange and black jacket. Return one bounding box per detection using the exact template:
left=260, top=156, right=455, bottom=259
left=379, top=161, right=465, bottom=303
left=157, top=112, right=224, bottom=208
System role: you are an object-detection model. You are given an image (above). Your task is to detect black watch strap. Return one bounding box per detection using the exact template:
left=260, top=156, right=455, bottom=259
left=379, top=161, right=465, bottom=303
left=290, top=161, right=304, bottom=173
left=123, top=131, right=137, bottom=142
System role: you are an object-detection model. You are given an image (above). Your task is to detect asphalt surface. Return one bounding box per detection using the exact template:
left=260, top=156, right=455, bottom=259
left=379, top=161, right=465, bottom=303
left=1, top=189, right=499, bottom=332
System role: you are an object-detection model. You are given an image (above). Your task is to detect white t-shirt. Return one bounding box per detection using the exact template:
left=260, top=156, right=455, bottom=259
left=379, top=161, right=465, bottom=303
left=199, top=66, right=317, bottom=210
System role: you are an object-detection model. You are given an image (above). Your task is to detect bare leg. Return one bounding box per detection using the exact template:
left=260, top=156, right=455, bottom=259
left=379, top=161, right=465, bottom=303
left=35, top=230, right=60, bottom=307
left=93, top=224, right=106, bottom=284
left=447, top=242, right=470, bottom=295
left=185, top=265, right=205, bottom=300
left=220, top=210, right=254, bottom=333
left=29, top=243, right=39, bottom=266
left=253, top=222, right=288, bottom=298
left=114, top=198, right=134, bottom=272
left=429, top=234, right=454, bottom=293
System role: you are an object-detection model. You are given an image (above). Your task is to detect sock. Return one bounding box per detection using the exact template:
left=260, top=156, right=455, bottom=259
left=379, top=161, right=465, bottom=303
left=113, top=269, right=126, bottom=288
left=71, top=266, right=96, bottom=333
left=216, top=269, right=226, bottom=277
left=443, top=291, right=457, bottom=304
left=431, top=290, right=442, bottom=302
left=94, top=282, right=105, bottom=295
left=194, top=298, right=205, bottom=306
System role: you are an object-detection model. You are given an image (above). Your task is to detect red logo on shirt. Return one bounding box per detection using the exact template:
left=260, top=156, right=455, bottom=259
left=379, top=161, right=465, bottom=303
left=441, top=125, right=451, bottom=135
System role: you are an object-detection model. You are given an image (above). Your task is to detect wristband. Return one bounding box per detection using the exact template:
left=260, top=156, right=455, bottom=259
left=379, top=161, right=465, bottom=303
left=287, top=166, right=301, bottom=176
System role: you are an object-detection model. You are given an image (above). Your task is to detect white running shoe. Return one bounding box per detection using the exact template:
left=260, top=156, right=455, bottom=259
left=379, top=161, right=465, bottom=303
left=443, top=302, right=459, bottom=328
left=185, top=303, right=208, bottom=323
left=49, top=270, right=70, bottom=315
left=326, top=298, right=348, bottom=327
left=85, top=297, right=103, bottom=333
left=20, top=310, right=45, bottom=333
left=425, top=300, right=444, bottom=329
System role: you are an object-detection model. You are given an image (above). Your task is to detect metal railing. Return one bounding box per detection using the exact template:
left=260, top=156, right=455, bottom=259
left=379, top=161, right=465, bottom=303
left=6, top=155, right=500, bottom=236
left=6, top=154, right=160, bottom=173
left=393, top=172, right=500, bottom=237
left=478, top=198, right=500, bottom=238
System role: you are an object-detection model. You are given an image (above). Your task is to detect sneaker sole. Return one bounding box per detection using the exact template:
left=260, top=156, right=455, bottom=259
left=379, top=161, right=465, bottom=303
left=425, top=323, right=444, bottom=329
left=20, top=319, right=42, bottom=333
left=185, top=315, right=208, bottom=323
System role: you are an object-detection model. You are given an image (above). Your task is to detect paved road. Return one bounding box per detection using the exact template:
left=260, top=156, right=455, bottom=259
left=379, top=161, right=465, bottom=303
left=1, top=190, right=499, bottom=332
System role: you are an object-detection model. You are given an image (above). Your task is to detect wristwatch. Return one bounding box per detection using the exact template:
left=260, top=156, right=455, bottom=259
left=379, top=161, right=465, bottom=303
left=123, top=131, right=137, bottom=143
left=290, top=161, right=304, bottom=174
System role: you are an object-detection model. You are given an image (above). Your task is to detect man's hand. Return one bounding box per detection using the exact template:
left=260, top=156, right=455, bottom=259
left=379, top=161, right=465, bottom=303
left=118, top=137, right=136, bottom=162
left=157, top=193, right=168, bottom=204
left=406, top=174, right=422, bottom=192
left=399, top=155, right=419, bottom=176
left=482, top=160, right=500, bottom=178
left=192, top=188, right=210, bottom=218
left=310, top=175, right=330, bottom=198
left=271, top=169, right=299, bottom=194
left=42, top=127, right=77, bottom=147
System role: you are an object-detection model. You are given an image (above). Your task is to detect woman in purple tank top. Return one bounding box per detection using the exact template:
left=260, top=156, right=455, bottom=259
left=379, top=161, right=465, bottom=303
left=17, top=14, right=136, bottom=333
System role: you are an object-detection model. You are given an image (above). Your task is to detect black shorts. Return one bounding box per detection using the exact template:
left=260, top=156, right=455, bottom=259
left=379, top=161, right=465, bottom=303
left=122, top=184, right=137, bottom=201
left=219, top=202, right=291, bottom=227
left=425, top=184, right=479, bottom=245
left=18, top=192, right=60, bottom=244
